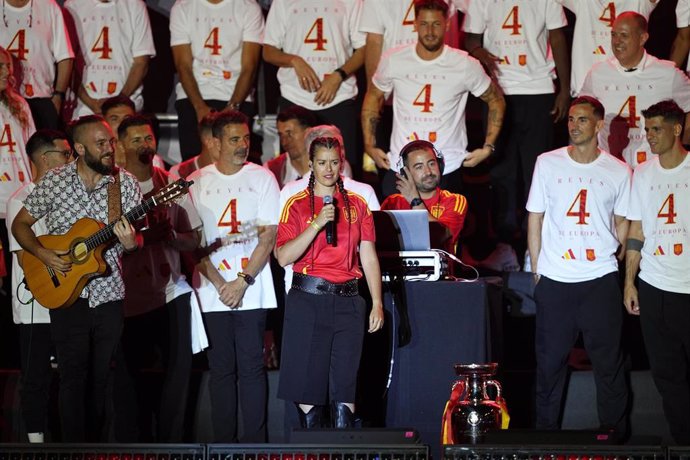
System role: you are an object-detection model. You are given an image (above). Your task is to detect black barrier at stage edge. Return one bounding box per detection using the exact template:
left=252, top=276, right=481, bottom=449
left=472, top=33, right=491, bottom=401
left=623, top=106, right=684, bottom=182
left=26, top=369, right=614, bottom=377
left=0, top=444, right=206, bottom=460
left=206, top=444, right=430, bottom=460
left=0, top=444, right=429, bottom=460
left=444, top=445, right=666, bottom=460
left=10, top=444, right=690, bottom=460
left=669, top=447, right=690, bottom=460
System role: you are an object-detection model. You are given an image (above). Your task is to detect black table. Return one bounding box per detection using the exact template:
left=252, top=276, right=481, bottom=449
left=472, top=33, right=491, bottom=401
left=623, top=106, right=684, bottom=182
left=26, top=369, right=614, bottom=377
left=381, top=279, right=500, bottom=456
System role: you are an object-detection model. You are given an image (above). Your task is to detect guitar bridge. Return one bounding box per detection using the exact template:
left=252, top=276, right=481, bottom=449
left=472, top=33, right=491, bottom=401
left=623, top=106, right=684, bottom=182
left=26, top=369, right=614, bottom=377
left=47, top=267, right=60, bottom=288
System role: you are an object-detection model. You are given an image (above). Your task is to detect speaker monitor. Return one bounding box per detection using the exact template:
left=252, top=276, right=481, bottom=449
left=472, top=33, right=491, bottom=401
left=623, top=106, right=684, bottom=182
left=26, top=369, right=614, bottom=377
left=289, top=428, right=421, bottom=445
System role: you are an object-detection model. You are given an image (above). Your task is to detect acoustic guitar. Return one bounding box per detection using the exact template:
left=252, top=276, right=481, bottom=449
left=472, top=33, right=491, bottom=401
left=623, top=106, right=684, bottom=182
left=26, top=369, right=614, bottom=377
left=21, top=178, right=193, bottom=309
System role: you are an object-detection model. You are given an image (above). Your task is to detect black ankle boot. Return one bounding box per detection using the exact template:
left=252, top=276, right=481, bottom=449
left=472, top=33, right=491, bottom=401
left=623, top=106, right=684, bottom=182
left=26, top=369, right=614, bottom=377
left=297, top=405, right=324, bottom=429
left=333, top=402, right=355, bottom=428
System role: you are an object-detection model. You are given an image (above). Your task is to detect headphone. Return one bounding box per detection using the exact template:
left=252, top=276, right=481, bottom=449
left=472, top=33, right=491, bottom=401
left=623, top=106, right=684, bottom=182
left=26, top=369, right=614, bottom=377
left=398, top=139, right=445, bottom=176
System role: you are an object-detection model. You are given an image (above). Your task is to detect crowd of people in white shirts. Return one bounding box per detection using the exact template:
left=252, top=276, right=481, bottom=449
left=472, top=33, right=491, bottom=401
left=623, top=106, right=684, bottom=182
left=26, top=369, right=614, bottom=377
left=0, top=0, right=690, bottom=446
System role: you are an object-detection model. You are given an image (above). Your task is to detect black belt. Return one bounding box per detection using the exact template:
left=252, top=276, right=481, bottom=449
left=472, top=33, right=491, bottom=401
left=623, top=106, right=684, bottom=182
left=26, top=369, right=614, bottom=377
left=292, top=273, right=359, bottom=297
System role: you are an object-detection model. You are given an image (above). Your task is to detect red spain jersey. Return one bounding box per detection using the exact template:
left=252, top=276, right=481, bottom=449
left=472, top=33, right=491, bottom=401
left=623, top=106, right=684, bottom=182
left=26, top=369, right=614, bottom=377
left=381, top=188, right=467, bottom=248
left=277, top=189, right=375, bottom=283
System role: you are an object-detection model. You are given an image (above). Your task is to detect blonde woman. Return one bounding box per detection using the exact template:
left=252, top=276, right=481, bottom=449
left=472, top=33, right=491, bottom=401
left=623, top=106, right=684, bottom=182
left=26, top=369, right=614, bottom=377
left=0, top=46, right=35, bottom=220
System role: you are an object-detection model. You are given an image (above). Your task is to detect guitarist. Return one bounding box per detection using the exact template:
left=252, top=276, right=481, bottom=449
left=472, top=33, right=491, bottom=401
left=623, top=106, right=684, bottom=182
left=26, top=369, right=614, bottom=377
left=11, top=115, right=141, bottom=442
left=114, top=114, right=201, bottom=442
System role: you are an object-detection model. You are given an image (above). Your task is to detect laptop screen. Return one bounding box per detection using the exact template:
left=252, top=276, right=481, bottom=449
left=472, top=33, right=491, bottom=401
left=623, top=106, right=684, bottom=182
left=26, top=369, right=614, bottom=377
left=373, top=210, right=431, bottom=252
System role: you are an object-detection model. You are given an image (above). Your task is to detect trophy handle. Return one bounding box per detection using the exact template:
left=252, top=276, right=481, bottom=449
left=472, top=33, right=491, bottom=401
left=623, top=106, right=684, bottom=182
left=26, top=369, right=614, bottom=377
left=483, top=379, right=502, bottom=401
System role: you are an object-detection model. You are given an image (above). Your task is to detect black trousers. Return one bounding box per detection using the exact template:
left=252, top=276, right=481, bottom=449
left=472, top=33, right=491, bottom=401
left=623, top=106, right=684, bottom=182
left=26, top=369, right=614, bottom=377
left=49, top=299, right=123, bottom=442
left=278, top=289, right=366, bottom=405
left=26, top=97, right=61, bottom=130
left=19, top=322, right=53, bottom=434
left=175, top=98, right=257, bottom=162
left=113, top=293, right=193, bottom=442
left=639, top=279, right=690, bottom=445
left=534, top=273, right=628, bottom=433
left=204, top=308, right=268, bottom=443
left=0, top=219, right=19, bottom=369
left=490, top=93, right=554, bottom=243
left=279, top=97, right=361, bottom=179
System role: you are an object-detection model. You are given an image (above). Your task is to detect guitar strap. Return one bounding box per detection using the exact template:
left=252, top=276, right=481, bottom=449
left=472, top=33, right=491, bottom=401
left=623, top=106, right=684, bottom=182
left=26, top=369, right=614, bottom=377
left=107, top=170, right=122, bottom=224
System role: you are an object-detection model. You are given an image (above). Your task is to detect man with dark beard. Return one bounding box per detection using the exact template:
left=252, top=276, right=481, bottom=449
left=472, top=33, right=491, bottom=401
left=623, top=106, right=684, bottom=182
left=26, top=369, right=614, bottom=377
left=362, top=0, right=504, bottom=197
left=115, top=114, right=201, bottom=442
left=11, top=115, right=141, bottom=441
left=381, top=140, right=467, bottom=254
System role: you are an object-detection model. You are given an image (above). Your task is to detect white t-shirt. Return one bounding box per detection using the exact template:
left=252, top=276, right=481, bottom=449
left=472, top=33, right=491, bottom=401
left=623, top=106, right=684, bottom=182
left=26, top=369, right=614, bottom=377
left=555, top=0, right=658, bottom=96
left=677, top=0, right=690, bottom=71
left=122, top=173, right=202, bottom=317
left=279, top=174, right=380, bottom=292
left=188, top=162, right=280, bottom=312
left=0, top=0, right=74, bottom=99
left=170, top=0, right=264, bottom=102
left=7, top=183, right=50, bottom=324
left=358, top=0, right=460, bottom=52
left=579, top=53, right=690, bottom=168
left=373, top=44, right=491, bottom=174
left=526, top=147, right=631, bottom=283
left=463, top=0, right=567, bottom=95
left=64, top=0, right=156, bottom=117
left=0, top=100, right=34, bottom=218
left=264, top=0, right=366, bottom=111
left=628, top=154, right=690, bottom=294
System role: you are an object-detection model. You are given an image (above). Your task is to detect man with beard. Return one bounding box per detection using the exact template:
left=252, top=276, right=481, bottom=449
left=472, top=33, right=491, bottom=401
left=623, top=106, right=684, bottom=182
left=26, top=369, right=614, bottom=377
left=187, top=111, right=279, bottom=442
left=527, top=96, right=631, bottom=437
left=624, top=100, right=690, bottom=445
left=11, top=115, right=141, bottom=442
left=362, top=0, right=505, bottom=197
left=114, top=114, right=201, bottom=442
left=381, top=140, right=466, bottom=253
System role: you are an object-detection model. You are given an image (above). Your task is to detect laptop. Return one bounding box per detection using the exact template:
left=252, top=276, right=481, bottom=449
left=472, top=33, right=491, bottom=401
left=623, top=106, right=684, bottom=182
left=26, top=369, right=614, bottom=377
left=373, top=210, right=431, bottom=253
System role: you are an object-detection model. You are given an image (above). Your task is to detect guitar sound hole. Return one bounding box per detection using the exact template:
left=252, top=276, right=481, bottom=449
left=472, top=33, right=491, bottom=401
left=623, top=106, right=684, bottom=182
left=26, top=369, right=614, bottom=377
left=72, top=242, right=89, bottom=263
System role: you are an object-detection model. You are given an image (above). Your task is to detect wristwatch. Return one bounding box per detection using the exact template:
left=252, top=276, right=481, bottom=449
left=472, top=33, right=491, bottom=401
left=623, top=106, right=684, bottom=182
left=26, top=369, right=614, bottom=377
left=409, top=197, right=423, bottom=208
left=237, top=271, right=255, bottom=285
left=334, top=68, right=348, bottom=81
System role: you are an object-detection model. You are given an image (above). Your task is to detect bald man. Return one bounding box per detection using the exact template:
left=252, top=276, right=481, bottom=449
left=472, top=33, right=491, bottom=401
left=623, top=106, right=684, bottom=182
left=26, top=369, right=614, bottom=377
left=579, top=12, right=690, bottom=168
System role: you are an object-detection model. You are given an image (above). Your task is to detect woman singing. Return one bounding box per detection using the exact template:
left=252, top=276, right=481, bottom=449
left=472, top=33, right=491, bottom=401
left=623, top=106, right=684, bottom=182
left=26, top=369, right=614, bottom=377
left=276, top=136, right=383, bottom=429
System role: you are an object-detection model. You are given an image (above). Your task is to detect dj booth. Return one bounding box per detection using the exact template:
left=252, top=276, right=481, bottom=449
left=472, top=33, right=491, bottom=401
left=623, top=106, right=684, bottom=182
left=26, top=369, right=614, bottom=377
left=364, top=278, right=502, bottom=457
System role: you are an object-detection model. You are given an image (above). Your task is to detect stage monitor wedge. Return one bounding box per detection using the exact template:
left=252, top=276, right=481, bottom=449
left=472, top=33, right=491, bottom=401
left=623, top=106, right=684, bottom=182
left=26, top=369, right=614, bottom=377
left=289, top=428, right=421, bottom=445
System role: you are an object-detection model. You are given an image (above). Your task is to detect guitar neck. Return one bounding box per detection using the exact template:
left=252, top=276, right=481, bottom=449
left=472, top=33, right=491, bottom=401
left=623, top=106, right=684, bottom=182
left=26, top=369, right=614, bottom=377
left=83, top=195, right=159, bottom=251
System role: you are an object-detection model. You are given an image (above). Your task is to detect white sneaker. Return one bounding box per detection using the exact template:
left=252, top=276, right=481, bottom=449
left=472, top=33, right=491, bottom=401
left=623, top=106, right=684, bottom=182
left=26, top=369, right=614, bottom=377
left=479, top=243, right=520, bottom=272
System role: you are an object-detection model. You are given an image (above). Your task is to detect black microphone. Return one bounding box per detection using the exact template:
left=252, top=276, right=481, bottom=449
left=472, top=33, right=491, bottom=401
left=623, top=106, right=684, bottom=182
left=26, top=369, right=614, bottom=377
left=324, top=195, right=336, bottom=246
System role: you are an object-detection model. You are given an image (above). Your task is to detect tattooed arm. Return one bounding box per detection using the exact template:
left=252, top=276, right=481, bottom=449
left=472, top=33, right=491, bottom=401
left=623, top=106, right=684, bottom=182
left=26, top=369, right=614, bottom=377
left=464, top=81, right=506, bottom=167
left=361, top=85, right=390, bottom=169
